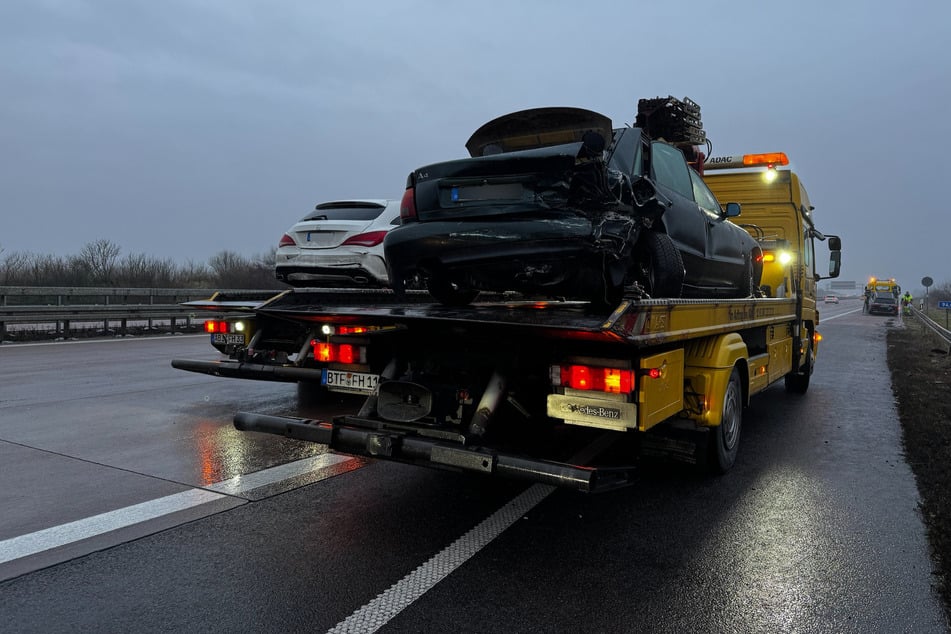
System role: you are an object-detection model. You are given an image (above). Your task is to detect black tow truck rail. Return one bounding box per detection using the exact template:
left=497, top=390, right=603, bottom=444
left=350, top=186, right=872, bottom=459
left=233, top=411, right=641, bottom=493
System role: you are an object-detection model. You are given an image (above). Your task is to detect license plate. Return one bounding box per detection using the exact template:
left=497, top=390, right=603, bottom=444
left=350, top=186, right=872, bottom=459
left=211, top=333, right=245, bottom=345
left=321, top=369, right=379, bottom=393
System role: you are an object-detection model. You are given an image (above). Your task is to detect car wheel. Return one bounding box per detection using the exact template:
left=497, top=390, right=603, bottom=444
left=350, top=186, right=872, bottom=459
left=709, top=366, right=742, bottom=473
left=426, top=276, right=480, bottom=306
left=634, top=231, right=684, bottom=298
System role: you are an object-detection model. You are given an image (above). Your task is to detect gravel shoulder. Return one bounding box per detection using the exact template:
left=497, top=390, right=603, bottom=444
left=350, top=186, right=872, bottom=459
left=888, top=319, right=951, bottom=623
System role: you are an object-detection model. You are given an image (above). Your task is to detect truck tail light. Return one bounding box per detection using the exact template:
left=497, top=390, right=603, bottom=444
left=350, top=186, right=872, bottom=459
left=400, top=186, right=417, bottom=221
left=342, top=231, right=388, bottom=247
left=205, top=320, right=229, bottom=333
left=551, top=365, right=633, bottom=394
left=311, top=340, right=366, bottom=364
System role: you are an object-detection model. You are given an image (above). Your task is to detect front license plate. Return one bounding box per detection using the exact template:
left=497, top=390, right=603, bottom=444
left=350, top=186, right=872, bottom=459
left=321, top=369, right=379, bottom=393
left=211, top=333, right=245, bottom=345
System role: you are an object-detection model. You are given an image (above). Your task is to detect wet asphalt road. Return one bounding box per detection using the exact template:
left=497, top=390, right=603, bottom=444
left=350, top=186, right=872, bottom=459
left=0, top=302, right=947, bottom=633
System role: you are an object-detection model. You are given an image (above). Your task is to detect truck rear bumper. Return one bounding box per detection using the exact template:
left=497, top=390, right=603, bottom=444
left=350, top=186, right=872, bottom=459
left=233, top=411, right=634, bottom=493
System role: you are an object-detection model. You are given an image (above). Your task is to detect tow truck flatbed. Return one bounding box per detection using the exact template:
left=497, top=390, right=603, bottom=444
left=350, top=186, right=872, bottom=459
left=248, top=291, right=798, bottom=347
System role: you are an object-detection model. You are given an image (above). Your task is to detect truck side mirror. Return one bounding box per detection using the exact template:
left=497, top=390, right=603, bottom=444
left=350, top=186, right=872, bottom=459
left=828, top=235, right=841, bottom=251
left=828, top=251, right=841, bottom=278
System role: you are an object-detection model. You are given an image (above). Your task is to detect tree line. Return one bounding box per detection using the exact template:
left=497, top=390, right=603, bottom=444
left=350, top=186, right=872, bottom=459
left=0, top=239, right=285, bottom=289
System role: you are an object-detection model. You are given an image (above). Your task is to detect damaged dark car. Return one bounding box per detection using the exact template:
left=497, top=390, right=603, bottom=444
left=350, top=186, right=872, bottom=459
left=384, top=107, right=762, bottom=306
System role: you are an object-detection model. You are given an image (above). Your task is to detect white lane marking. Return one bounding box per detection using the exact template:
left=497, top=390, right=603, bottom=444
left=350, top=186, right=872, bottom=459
left=327, top=483, right=556, bottom=634
left=0, top=489, right=226, bottom=564
left=0, top=454, right=355, bottom=565
left=206, top=453, right=353, bottom=495
left=821, top=307, right=864, bottom=322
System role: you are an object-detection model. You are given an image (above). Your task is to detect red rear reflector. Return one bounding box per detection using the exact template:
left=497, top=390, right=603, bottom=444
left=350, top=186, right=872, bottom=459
left=342, top=231, right=388, bottom=247
left=647, top=368, right=662, bottom=379
left=400, top=187, right=417, bottom=221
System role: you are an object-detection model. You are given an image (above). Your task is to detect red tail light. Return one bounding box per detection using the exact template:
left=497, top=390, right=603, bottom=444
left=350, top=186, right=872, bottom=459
left=400, top=187, right=417, bottom=221
left=555, top=365, right=633, bottom=394
left=204, top=320, right=228, bottom=333
left=310, top=340, right=367, bottom=364
left=279, top=234, right=296, bottom=248
left=342, top=231, right=388, bottom=247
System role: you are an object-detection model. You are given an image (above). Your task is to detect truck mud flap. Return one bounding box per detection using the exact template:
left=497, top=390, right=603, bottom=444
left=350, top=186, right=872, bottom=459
left=233, top=412, right=636, bottom=493
left=171, top=359, right=324, bottom=383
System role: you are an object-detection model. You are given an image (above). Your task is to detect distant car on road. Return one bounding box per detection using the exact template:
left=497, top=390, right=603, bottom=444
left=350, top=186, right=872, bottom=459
left=275, top=199, right=401, bottom=287
left=868, top=295, right=899, bottom=315
left=824, top=295, right=839, bottom=304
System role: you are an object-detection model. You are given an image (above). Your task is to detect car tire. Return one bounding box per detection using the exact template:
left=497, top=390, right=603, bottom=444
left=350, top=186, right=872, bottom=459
left=426, top=276, right=480, bottom=306
left=709, top=366, right=742, bottom=474
left=635, top=231, right=684, bottom=299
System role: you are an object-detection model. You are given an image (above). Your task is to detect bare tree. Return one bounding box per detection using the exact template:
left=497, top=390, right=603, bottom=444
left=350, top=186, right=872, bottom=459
left=78, top=239, right=122, bottom=285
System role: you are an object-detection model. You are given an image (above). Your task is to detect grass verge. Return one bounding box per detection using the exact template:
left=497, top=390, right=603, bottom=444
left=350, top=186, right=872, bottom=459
left=888, top=319, right=951, bottom=621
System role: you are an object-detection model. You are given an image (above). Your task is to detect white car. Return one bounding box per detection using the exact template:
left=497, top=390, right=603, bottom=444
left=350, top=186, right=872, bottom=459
left=275, top=199, right=401, bottom=287
left=824, top=295, right=839, bottom=304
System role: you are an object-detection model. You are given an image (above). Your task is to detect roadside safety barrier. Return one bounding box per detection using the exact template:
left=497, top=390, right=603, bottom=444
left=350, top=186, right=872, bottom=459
left=910, top=305, right=951, bottom=354
left=0, top=287, right=279, bottom=343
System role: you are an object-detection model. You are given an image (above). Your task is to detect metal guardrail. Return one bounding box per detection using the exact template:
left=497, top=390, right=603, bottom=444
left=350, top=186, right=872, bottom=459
left=0, top=287, right=280, bottom=343
left=910, top=305, right=951, bottom=353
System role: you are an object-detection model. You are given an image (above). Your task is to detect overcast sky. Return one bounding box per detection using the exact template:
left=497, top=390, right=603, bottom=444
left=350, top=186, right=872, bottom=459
left=2, top=0, right=949, bottom=293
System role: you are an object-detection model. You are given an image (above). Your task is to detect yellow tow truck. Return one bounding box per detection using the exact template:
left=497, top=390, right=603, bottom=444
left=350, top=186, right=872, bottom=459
left=174, top=152, right=841, bottom=492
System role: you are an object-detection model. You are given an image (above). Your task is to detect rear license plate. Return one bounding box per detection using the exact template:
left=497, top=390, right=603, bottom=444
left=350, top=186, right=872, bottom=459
left=321, top=369, right=379, bottom=393
left=211, top=333, right=245, bottom=345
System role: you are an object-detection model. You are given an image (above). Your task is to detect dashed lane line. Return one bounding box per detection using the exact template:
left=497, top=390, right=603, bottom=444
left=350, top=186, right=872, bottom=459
left=326, top=483, right=557, bottom=634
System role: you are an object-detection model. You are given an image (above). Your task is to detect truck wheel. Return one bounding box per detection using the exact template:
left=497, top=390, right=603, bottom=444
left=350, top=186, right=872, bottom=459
left=784, top=343, right=812, bottom=394
left=635, top=231, right=684, bottom=298
left=709, top=367, right=742, bottom=474
left=426, top=276, right=480, bottom=306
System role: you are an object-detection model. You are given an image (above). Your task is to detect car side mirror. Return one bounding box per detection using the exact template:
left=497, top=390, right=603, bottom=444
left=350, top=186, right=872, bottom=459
left=724, top=202, right=741, bottom=218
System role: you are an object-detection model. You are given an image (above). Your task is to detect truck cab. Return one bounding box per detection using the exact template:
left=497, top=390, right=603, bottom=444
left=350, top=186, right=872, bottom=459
left=702, top=152, right=841, bottom=393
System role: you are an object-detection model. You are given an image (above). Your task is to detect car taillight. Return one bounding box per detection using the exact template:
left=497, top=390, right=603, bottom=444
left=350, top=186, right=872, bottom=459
left=342, top=231, right=388, bottom=247
left=400, top=187, right=417, bottom=221
left=279, top=234, right=296, bottom=248
left=551, top=364, right=634, bottom=394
